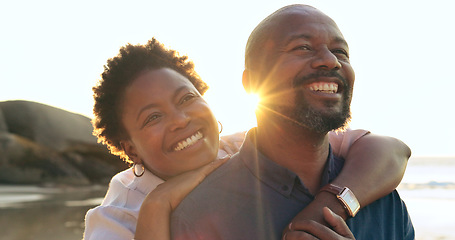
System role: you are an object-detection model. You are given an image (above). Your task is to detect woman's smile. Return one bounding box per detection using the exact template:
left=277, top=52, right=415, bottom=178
left=172, top=130, right=204, bottom=152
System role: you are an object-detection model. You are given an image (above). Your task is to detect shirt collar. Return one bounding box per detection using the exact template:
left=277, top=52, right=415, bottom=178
left=239, top=128, right=340, bottom=197
left=130, top=167, right=165, bottom=195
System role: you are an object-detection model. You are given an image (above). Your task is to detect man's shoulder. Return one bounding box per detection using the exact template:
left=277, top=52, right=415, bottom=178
left=171, top=153, right=258, bottom=217
left=178, top=153, right=251, bottom=203
left=170, top=154, right=256, bottom=238
left=348, top=190, right=415, bottom=239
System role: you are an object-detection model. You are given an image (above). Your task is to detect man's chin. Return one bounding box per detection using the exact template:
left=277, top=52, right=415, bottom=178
left=296, top=108, right=351, bottom=133
left=260, top=103, right=350, bottom=133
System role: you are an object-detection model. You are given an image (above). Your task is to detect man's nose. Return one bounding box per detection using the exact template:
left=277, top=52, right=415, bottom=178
left=311, top=48, right=341, bottom=70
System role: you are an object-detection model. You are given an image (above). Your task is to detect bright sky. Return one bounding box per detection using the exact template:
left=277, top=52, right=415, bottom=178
left=1, top=0, right=454, bottom=156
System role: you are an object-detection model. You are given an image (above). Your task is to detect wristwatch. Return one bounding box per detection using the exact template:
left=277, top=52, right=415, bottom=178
left=319, top=183, right=360, bottom=217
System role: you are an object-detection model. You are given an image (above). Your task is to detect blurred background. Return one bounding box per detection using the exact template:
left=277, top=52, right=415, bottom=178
left=1, top=0, right=454, bottom=239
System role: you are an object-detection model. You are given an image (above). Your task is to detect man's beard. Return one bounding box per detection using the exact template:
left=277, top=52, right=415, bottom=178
left=272, top=70, right=352, bottom=133
left=291, top=90, right=352, bottom=133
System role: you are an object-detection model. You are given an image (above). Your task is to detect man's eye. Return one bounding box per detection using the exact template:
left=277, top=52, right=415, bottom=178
left=293, top=45, right=311, bottom=51
left=332, top=49, right=349, bottom=58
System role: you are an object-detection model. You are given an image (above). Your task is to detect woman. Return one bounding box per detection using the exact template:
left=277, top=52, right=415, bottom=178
left=84, top=38, right=410, bottom=240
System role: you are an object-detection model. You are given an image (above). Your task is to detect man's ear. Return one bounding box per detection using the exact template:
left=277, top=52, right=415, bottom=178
left=120, top=140, right=141, bottom=164
left=243, top=69, right=253, bottom=94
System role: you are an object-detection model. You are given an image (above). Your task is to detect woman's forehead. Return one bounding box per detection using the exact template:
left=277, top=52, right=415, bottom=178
left=131, top=68, right=194, bottom=91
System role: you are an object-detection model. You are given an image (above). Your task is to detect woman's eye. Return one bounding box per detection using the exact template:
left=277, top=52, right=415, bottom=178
left=180, top=93, right=197, bottom=104
left=143, top=114, right=161, bottom=127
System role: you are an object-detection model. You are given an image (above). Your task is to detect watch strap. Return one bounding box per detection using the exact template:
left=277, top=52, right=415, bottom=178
left=320, top=183, right=344, bottom=195
left=319, top=183, right=360, bottom=217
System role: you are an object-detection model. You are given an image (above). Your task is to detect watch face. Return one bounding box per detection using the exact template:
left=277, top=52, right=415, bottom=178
left=340, top=188, right=360, bottom=215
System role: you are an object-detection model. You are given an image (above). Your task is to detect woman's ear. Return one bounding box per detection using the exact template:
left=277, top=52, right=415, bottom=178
left=121, top=140, right=141, bottom=164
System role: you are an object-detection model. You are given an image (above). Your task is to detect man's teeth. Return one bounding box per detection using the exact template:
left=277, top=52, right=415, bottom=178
left=174, top=131, right=203, bottom=151
left=308, top=82, right=338, bottom=93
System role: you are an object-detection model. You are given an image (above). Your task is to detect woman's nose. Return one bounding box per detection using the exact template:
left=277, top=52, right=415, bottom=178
left=169, top=109, right=190, bottom=131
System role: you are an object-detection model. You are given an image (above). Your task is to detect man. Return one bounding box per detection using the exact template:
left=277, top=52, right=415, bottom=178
left=170, top=5, right=414, bottom=239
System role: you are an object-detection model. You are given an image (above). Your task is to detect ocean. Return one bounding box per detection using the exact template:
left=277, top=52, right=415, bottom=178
left=397, top=156, right=455, bottom=240
left=0, top=156, right=454, bottom=240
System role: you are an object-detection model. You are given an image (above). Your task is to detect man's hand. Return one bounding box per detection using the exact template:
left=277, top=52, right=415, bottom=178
left=283, top=207, right=355, bottom=240
left=281, top=191, right=349, bottom=238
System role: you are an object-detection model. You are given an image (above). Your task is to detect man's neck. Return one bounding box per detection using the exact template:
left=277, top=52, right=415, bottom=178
left=255, top=119, right=330, bottom=194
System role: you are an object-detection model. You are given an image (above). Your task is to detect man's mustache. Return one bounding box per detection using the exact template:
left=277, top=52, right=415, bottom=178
left=292, top=70, right=347, bottom=88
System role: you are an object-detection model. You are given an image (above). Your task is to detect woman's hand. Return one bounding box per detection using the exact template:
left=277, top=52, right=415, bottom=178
left=148, top=154, right=230, bottom=210
left=134, top=155, right=230, bottom=240
left=283, top=207, right=355, bottom=240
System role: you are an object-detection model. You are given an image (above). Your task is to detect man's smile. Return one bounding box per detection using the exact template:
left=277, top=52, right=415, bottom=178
left=307, top=82, right=339, bottom=94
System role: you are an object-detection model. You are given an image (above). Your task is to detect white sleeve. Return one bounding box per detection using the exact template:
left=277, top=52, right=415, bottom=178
left=219, top=131, right=247, bottom=156
left=328, top=129, right=370, bottom=158
left=84, top=205, right=136, bottom=240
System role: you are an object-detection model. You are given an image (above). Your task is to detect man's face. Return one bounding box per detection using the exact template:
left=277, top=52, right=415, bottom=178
left=254, top=7, right=355, bottom=133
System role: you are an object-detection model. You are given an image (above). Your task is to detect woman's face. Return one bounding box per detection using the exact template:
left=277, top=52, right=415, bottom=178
left=120, top=68, right=219, bottom=180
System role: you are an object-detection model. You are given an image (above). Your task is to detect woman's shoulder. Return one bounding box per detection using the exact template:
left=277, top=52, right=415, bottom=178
left=100, top=168, right=136, bottom=206
left=110, top=168, right=135, bottom=186
left=108, top=167, right=165, bottom=200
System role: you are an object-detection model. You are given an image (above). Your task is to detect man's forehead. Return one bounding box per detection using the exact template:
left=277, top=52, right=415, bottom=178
left=273, top=6, right=336, bottom=30
left=273, top=5, right=329, bottom=21
left=266, top=8, right=343, bottom=44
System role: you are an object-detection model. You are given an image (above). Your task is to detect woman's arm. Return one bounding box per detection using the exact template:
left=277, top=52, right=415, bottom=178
left=330, top=131, right=411, bottom=207
left=283, top=130, right=411, bottom=235
left=134, top=156, right=229, bottom=240
left=134, top=131, right=244, bottom=240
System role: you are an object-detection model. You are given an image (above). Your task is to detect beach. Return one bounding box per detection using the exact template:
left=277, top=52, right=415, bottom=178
left=1, top=156, right=454, bottom=240
left=397, top=157, right=455, bottom=240
left=0, top=185, right=106, bottom=240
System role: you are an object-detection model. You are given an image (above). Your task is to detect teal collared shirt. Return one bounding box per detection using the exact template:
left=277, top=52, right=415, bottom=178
left=171, top=128, right=414, bottom=240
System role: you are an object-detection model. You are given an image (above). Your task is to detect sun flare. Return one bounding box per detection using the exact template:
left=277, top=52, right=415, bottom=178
left=246, top=93, right=260, bottom=112
left=204, top=90, right=259, bottom=135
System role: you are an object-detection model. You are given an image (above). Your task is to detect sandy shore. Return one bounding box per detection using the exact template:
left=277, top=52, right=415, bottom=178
left=2, top=185, right=454, bottom=240
left=399, top=188, right=455, bottom=240
left=0, top=185, right=107, bottom=240
left=1, top=157, right=454, bottom=240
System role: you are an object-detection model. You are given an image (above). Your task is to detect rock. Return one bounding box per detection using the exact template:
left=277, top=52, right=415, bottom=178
left=0, top=106, right=7, bottom=132
left=0, top=133, right=90, bottom=185
left=0, top=108, right=8, bottom=166
left=0, top=100, right=128, bottom=185
left=0, top=100, right=97, bottom=151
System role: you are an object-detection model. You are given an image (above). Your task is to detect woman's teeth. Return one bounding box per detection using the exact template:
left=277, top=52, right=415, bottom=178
left=308, top=82, right=338, bottom=93
left=174, top=131, right=203, bottom=151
